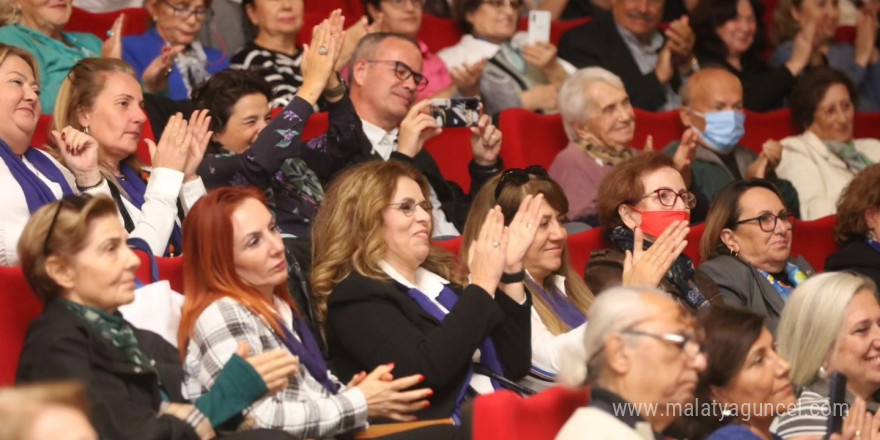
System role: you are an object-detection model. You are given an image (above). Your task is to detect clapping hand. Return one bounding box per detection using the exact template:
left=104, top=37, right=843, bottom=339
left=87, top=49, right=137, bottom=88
left=468, top=206, right=510, bottom=297
left=449, top=59, right=486, bottom=97
left=298, top=10, right=347, bottom=105
left=146, top=112, right=192, bottom=173
left=503, top=194, right=544, bottom=273
left=470, top=114, right=502, bottom=167
left=51, top=126, right=102, bottom=188
left=142, top=45, right=185, bottom=92
left=355, top=364, right=432, bottom=422
left=183, top=109, right=212, bottom=182
left=235, top=342, right=299, bottom=395
left=622, top=222, right=689, bottom=288
left=101, top=14, right=124, bottom=59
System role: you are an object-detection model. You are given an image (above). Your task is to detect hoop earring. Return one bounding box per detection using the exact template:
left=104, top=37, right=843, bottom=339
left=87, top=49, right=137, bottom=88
left=818, top=365, right=828, bottom=379
left=728, top=247, right=738, bottom=258
left=83, top=126, right=89, bottom=135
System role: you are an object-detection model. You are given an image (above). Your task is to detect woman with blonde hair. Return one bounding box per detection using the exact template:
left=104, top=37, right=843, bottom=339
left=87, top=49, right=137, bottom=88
left=773, top=272, right=880, bottom=438
left=312, top=159, right=539, bottom=422
left=460, top=166, right=593, bottom=391
left=51, top=57, right=211, bottom=256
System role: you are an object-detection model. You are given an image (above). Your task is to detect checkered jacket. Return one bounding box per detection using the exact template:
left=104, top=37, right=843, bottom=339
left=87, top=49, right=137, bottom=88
left=182, top=297, right=368, bottom=439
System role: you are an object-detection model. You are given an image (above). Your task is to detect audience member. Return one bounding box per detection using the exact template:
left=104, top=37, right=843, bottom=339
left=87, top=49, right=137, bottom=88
left=588, top=153, right=722, bottom=309
left=51, top=58, right=209, bottom=256
left=364, top=0, right=482, bottom=101
left=826, top=163, right=880, bottom=286
left=312, top=160, right=534, bottom=421
left=665, top=68, right=800, bottom=214
left=15, top=194, right=297, bottom=440
left=776, top=67, right=880, bottom=220
left=0, top=0, right=122, bottom=113
left=0, top=381, right=97, bottom=440
left=555, top=286, right=707, bottom=439
left=439, top=0, right=573, bottom=114
left=461, top=167, right=594, bottom=391
left=771, top=0, right=880, bottom=111
left=698, top=180, right=812, bottom=333
left=774, top=272, right=880, bottom=438
left=193, top=17, right=350, bottom=237
left=550, top=67, right=700, bottom=226
left=690, top=0, right=812, bottom=111
left=179, top=186, right=442, bottom=437
left=539, top=0, right=695, bottom=22
left=321, top=32, right=504, bottom=236
left=679, top=305, right=795, bottom=440
left=72, top=0, right=142, bottom=12
left=558, top=0, right=697, bottom=111
left=123, top=0, right=228, bottom=100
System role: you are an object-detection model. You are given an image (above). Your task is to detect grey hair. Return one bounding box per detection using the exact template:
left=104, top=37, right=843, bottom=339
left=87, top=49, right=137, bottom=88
left=558, top=67, right=626, bottom=143
left=347, top=32, right=420, bottom=83
left=557, top=285, right=675, bottom=387
left=777, top=272, right=878, bottom=390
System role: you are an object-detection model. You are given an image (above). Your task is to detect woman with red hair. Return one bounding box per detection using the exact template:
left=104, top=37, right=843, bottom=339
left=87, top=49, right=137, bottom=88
left=179, top=187, right=439, bottom=438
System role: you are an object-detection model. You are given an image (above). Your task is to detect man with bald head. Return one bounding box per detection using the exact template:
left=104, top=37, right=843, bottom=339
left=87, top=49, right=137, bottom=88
left=556, top=286, right=706, bottom=440
left=662, top=68, right=799, bottom=211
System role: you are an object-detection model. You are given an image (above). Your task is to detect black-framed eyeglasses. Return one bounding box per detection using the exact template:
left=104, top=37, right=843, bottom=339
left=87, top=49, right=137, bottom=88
left=382, top=0, right=427, bottom=8
left=387, top=199, right=433, bottom=216
left=637, top=188, right=696, bottom=209
left=365, top=60, right=429, bottom=91
left=494, top=165, right=549, bottom=201
left=161, top=0, right=214, bottom=21
left=43, top=194, right=91, bottom=256
left=481, top=0, right=523, bottom=9
left=735, top=211, right=794, bottom=233
left=622, top=329, right=703, bottom=358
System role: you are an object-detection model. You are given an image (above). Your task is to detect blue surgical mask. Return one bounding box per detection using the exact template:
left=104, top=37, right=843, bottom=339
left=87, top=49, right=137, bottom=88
left=691, top=109, right=745, bottom=154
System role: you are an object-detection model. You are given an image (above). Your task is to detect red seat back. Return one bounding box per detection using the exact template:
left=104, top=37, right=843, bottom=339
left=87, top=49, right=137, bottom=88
left=0, top=266, right=43, bottom=386
left=65, top=7, right=150, bottom=39
left=302, top=111, right=329, bottom=141
left=516, top=16, right=592, bottom=47
left=31, top=114, right=53, bottom=150
left=135, top=116, right=156, bottom=166
left=424, top=127, right=475, bottom=190
left=498, top=108, right=567, bottom=170
left=567, top=228, right=605, bottom=278
left=434, top=236, right=462, bottom=257
left=134, top=251, right=185, bottom=294
left=791, top=215, right=839, bottom=271
left=741, top=109, right=796, bottom=155
left=632, top=108, right=684, bottom=151
left=471, top=386, right=590, bottom=440
left=419, top=14, right=464, bottom=54
left=683, top=222, right=706, bottom=266
left=854, top=112, right=880, bottom=140
left=835, top=26, right=856, bottom=45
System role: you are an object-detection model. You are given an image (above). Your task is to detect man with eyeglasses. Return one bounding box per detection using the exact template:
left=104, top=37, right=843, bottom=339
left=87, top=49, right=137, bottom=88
left=556, top=286, right=707, bottom=440
left=558, top=0, right=698, bottom=112
left=662, top=68, right=800, bottom=214
left=324, top=32, right=503, bottom=236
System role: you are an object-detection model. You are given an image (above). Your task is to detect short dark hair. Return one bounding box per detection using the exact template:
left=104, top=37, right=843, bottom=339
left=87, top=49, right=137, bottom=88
left=789, top=67, right=857, bottom=131
left=191, top=69, right=272, bottom=153
left=596, top=153, right=677, bottom=240
left=453, top=0, right=484, bottom=34
left=700, top=179, right=785, bottom=260
left=835, top=163, right=880, bottom=245
left=362, top=0, right=382, bottom=21
left=691, top=0, right=767, bottom=67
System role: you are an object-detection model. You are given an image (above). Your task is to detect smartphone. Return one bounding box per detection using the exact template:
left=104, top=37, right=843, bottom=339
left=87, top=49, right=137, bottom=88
left=430, top=98, right=482, bottom=128
left=528, top=10, right=551, bottom=44
left=824, top=372, right=848, bottom=440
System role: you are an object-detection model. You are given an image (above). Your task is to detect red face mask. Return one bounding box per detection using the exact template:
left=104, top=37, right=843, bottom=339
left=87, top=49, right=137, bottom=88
left=630, top=208, right=690, bottom=238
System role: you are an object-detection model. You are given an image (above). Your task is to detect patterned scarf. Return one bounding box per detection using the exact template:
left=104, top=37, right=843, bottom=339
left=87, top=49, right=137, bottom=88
left=174, top=41, right=212, bottom=98
left=579, top=139, right=637, bottom=166
left=757, top=262, right=808, bottom=302
left=825, top=140, right=873, bottom=172
left=610, top=226, right=708, bottom=309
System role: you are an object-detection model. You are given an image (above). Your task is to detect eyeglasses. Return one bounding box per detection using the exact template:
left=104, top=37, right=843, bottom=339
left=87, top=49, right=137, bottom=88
left=481, top=0, right=523, bottom=9
left=637, top=188, right=696, bottom=209
left=43, top=194, right=90, bottom=256
left=494, top=165, right=549, bottom=201
left=161, top=0, right=214, bottom=21
left=622, top=329, right=703, bottom=358
left=365, top=60, right=429, bottom=91
left=382, top=0, right=426, bottom=8
left=388, top=199, right=433, bottom=216
left=735, top=211, right=794, bottom=233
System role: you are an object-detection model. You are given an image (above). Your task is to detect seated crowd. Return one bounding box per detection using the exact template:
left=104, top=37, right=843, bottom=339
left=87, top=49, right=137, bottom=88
left=2, top=0, right=880, bottom=439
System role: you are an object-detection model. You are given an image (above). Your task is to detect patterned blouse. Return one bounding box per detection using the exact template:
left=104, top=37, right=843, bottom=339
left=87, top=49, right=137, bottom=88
left=231, top=42, right=305, bottom=109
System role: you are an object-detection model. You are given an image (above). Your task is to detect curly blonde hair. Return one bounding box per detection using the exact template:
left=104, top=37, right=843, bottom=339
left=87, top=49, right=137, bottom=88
left=311, top=160, right=463, bottom=327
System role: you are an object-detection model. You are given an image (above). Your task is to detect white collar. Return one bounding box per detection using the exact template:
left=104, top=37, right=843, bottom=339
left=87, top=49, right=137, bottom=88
left=526, top=271, right=569, bottom=297
left=361, top=119, right=399, bottom=160
left=379, top=260, right=449, bottom=299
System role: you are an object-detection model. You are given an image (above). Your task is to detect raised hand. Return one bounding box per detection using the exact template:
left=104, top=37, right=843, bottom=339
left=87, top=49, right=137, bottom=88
left=355, top=364, right=432, bottom=422
left=183, top=109, right=212, bottom=181
left=468, top=206, right=509, bottom=296
left=449, top=59, right=486, bottom=97
left=504, top=193, right=544, bottom=272
left=299, top=12, right=347, bottom=105
left=522, top=42, right=559, bottom=71
left=673, top=128, right=698, bottom=172
left=146, top=112, right=192, bottom=173
left=855, top=9, right=879, bottom=67
left=761, top=139, right=782, bottom=168
left=235, top=341, right=299, bottom=395
left=397, top=99, right=442, bottom=158
left=51, top=126, right=102, bottom=188
left=643, top=134, right=654, bottom=152
left=336, top=14, right=369, bottom=72
left=470, top=113, right=502, bottom=167
left=101, top=14, right=124, bottom=59
left=655, top=45, right=674, bottom=84
left=665, top=16, right=695, bottom=67
left=622, top=222, right=689, bottom=288
left=142, top=45, right=185, bottom=92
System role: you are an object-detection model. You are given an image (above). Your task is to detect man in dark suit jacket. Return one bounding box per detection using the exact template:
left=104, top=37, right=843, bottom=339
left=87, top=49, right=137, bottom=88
left=558, top=0, right=698, bottom=111
left=320, top=32, right=503, bottom=235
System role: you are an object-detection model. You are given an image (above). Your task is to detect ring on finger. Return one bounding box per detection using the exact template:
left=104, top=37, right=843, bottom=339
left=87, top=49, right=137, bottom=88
left=318, top=45, right=329, bottom=55
left=492, top=241, right=500, bottom=248
left=526, top=223, right=533, bottom=230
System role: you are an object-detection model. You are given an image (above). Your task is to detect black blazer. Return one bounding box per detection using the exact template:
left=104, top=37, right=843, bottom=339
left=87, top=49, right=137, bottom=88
left=826, top=241, right=880, bottom=288
left=325, top=272, right=531, bottom=420
left=16, top=300, right=200, bottom=440
left=321, top=94, right=501, bottom=231
left=558, top=10, right=678, bottom=111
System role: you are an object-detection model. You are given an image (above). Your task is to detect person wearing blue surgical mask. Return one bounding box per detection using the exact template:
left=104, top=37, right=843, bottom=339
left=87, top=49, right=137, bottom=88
left=663, top=68, right=801, bottom=213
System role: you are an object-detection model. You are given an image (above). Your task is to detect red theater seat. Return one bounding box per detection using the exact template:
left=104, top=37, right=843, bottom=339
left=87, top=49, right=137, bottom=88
left=567, top=228, right=605, bottom=278
left=419, top=14, right=464, bottom=54
left=135, top=116, right=156, bottom=166
left=0, top=266, right=43, bottom=386
left=683, top=222, right=706, bottom=266
left=467, top=386, right=590, bottom=440
left=498, top=109, right=567, bottom=170
left=434, top=236, right=462, bottom=257
left=32, top=114, right=53, bottom=150
left=741, top=109, right=796, bottom=155
left=791, top=215, right=839, bottom=271
left=424, top=127, right=475, bottom=190
left=855, top=112, right=880, bottom=140
left=633, top=109, right=684, bottom=151
left=65, top=7, right=150, bottom=39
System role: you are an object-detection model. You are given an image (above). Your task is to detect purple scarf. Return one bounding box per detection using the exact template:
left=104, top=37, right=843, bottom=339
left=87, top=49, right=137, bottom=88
left=0, top=140, right=73, bottom=213
left=116, top=163, right=182, bottom=256
left=525, top=278, right=586, bottom=330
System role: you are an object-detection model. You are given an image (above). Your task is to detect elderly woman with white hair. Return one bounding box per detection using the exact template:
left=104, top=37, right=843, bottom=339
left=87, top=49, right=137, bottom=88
left=549, top=67, right=702, bottom=226
left=556, top=286, right=707, bottom=439
left=773, top=272, right=880, bottom=439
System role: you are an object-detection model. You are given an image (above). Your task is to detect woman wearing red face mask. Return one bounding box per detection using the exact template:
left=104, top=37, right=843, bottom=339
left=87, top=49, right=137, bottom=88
left=587, top=153, right=723, bottom=310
